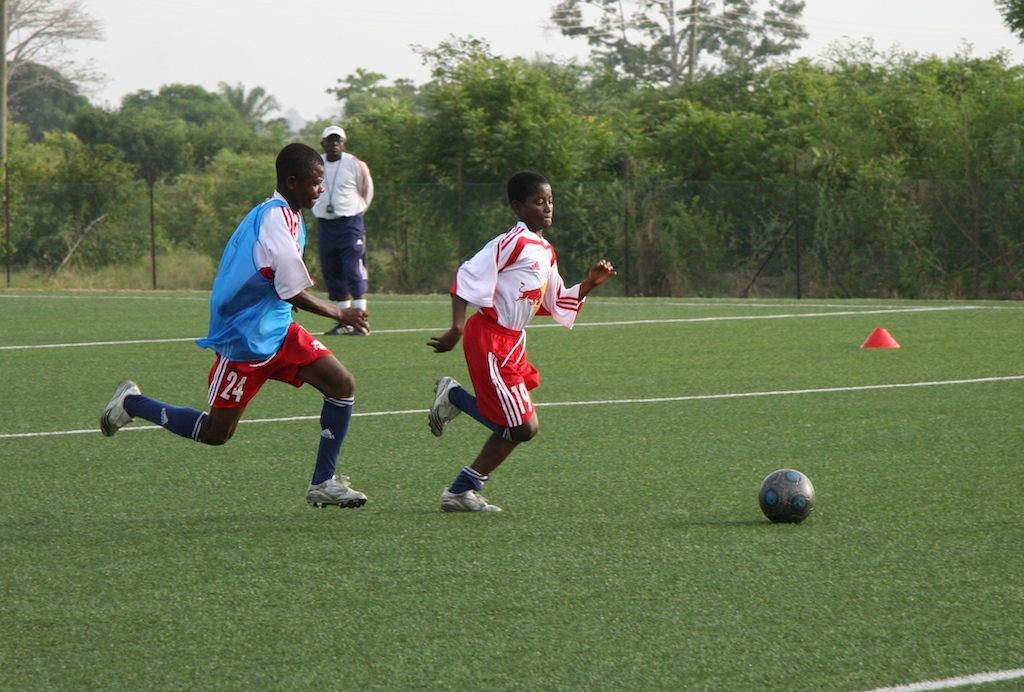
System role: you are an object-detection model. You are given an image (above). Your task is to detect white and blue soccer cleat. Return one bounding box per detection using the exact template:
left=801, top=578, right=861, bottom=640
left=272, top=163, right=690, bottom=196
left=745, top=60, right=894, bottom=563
left=100, top=380, right=141, bottom=437
left=439, top=488, right=502, bottom=513
left=428, top=376, right=462, bottom=437
left=306, top=475, right=367, bottom=509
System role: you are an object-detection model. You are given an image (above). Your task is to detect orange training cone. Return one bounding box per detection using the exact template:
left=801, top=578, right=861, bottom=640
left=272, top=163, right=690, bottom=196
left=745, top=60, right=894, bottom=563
left=861, top=328, right=900, bottom=349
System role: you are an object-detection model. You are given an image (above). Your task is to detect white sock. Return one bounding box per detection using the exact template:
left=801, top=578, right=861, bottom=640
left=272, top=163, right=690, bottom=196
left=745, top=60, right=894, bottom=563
left=353, top=298, right=367, bottom=311
left=336, top=300, right=352, bottom=310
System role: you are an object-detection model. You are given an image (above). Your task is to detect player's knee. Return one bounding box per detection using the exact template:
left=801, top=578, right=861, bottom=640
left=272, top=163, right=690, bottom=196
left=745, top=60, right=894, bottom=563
left=328, top=370, right=356, bottom=399
left=197, top=418, right=235, bottom=446
left=509, top=416, right=539, bottom=443
left=199, top=428, right=233, bottom=446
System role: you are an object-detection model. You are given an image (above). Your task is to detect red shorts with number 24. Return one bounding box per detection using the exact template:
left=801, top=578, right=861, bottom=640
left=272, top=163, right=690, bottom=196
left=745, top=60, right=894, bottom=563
left=463, top=311, right=539, bottom=429
left=207, top=322, right=332, bottom=409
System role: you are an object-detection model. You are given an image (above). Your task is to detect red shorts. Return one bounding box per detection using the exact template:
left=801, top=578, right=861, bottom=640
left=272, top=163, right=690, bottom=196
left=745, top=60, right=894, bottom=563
left=207, top=322, right=333, bottom=409
left=463, top=311, right=539, bottom=428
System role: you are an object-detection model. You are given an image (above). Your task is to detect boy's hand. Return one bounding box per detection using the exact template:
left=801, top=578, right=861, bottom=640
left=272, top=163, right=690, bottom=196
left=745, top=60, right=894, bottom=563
left=340, top=307, right=370, bottom=334
left=579, top=259, right=617, bottom=298
left=590, top=259, right=617, bottom=285
left=427, top=327, right=462, bottom=353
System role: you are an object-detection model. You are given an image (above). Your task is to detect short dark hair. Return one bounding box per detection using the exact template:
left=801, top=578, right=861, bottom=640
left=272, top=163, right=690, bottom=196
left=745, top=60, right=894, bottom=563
left=276, top=143, right=323, bottom=185
left=507, top=170, right=550, bottom=205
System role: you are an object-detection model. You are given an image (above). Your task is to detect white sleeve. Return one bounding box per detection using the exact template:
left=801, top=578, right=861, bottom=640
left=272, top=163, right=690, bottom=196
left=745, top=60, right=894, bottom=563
left=357, top=157, right=374, bottom=209
left=452, top=236, right=500, bottom=307
left=540, top=261, right=585, bottom=328
left=256, top=206, right=313, bottom=301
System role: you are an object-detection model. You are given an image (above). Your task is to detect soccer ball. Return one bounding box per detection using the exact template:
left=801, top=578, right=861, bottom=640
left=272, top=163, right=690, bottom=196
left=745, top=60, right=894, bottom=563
left=758, top=469, right=815, bottom=523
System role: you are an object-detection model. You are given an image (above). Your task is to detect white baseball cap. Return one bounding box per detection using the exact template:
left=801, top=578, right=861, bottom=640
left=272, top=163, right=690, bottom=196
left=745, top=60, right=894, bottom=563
left=321, top=125, right=346, bottom=140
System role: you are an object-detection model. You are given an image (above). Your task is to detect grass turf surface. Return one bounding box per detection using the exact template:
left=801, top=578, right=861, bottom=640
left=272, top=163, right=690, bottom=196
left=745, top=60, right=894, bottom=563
left=1, top=292, right=1023, bottom=690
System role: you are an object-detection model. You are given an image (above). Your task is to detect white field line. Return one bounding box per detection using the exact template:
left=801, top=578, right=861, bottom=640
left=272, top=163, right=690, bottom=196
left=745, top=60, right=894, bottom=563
left=857, top=667, right=1024, bottom=691
left=0, top=293, right=208, bottom=301
left=0, top=305, right=989, bottom=351
left=3, top=375, right=1022, bottom=440
left=0, top=337, right=200, bottom=350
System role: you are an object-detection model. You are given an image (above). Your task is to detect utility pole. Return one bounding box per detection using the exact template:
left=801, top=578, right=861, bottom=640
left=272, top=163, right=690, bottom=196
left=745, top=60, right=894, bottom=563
left=2, top=0, right=9, bottom=287
left=0, top=0, right=6, bottom=164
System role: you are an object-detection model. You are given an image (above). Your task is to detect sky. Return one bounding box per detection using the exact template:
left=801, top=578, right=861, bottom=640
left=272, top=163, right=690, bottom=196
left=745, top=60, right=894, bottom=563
left=68, top=0, right=1024, bottom=127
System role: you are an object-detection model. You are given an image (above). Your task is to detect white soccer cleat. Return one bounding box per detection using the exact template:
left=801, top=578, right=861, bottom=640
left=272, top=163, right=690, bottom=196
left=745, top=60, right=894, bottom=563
left=100, top=380, right=141, bottom=437
left=306, top=475, right=367, bottom=508
left=428, top=376, right=462, bottom=437
left=440, top=488, right=502, bottom=513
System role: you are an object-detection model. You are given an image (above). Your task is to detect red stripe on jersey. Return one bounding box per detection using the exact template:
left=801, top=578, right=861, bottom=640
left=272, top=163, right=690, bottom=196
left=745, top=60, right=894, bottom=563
left=274, top=205, right=303, bottom=249
left=499, top=234, right=550, bottom=272
left=498, top=225, right=526, bottom=250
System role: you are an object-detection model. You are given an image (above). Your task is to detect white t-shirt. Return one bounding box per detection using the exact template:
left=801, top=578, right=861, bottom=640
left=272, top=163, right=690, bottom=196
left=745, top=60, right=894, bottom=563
left=312, top=153, right=374, bottom=219
left=253, top=191, right=314, bottom=300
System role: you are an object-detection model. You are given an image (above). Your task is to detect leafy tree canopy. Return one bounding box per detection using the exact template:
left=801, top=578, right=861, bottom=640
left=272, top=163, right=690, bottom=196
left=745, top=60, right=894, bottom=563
left=217, top=82, right=284, bottom=132
left=550, top=0, right=806, bottom=87
left=327, top=68, right=421, bottom=118
left=8, top=61, right=89, bottom=140
left=996, top=0, right=1024, bottom=41
left=416, top=41, right=608, bottom=183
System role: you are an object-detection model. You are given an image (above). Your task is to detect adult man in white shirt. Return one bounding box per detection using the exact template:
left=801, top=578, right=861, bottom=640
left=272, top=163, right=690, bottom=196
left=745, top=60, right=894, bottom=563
left=312, top=125, right=375, bottom=335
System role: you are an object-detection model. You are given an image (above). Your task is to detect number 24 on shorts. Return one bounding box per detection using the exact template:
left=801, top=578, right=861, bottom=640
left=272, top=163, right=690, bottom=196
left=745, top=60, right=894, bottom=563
left=218, top=372, right=248, bottom=403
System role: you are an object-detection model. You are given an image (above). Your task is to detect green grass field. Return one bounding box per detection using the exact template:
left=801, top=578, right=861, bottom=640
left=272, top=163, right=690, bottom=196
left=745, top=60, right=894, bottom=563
left=2, top=291, right=1023, bottom=690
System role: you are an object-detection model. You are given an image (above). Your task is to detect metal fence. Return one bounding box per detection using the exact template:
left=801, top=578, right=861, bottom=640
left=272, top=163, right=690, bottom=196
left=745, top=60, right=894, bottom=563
left=5, top=176, right=1024, bottom=299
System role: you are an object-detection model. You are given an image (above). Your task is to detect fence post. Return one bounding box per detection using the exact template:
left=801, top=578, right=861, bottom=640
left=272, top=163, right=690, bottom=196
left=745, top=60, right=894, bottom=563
left=457, top=158, right=464, bottom=262
left=149, top=164, right=156, bottom=290
left=793, top=153, right=801, bottom=299
left=973, top=153, right=981, bottom=299
left=2, top=0, right=8, bottom=288
left=623, top=157, right=632, bottom=297
left=4, top=161, right=8, bottom=288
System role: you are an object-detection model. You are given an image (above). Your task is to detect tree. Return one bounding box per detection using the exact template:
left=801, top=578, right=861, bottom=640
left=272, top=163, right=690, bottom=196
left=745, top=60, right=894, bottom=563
left=6, top=0, right=104, bottom=96
left=327, top=68, right=420, bottom=118
left=73, top=84, right=256, bottom=178
left=217, top=82, right=282, bottom=131
left=10, top=131, right=140, bottom=271
left=120, top=84, right=251, bottom=169
left=996, top=0, right=1024, bottom=41
left=73, top=104, right=193, bottom=179
left=417, top=46, right=601, bottom=184
left=8, top=62, right=88, bottom=139
left=550, top=0, right=806, bottom=86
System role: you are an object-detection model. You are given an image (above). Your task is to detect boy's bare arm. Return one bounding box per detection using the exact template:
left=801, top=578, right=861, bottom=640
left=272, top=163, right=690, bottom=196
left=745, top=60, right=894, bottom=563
left=579, top=259, right=617, bottom=298
left=287, top=290, right=370, bottom=333
left=427, top=294, right=469, bottom=353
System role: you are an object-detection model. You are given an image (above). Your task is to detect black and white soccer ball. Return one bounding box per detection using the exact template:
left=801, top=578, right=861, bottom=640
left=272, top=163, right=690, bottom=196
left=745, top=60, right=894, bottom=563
left=758, top=469, right=815, bottom=523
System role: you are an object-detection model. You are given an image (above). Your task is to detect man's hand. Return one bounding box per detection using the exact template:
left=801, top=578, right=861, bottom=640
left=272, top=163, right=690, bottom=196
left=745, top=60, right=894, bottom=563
left=339, top=307, right=370, bottom=334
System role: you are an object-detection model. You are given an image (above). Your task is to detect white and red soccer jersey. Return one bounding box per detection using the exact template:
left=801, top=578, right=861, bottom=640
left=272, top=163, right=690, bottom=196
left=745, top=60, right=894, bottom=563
left=452, top=221, right=585, bottom=332
left=254, top=191, right=314, bottom=301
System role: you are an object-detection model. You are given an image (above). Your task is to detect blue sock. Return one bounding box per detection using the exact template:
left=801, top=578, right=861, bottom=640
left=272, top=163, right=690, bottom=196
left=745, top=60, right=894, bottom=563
left=124, top=394, right=206, bottom=441
left=449, top=466, right=489, bottom=494
left=311, top=396, right=353, bottom=485
left=449, top=386, right=508, bottom=437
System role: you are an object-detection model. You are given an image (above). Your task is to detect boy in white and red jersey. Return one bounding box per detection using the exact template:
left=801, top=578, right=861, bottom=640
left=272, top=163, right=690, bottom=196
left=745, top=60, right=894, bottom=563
left=99, top=144, right=371, bottom=509
left=427, top=170, right=616, bottom=512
